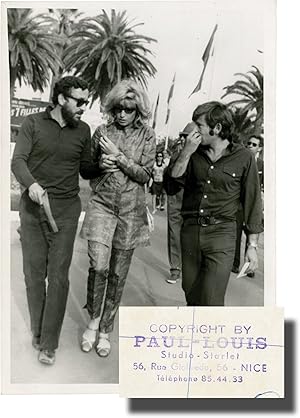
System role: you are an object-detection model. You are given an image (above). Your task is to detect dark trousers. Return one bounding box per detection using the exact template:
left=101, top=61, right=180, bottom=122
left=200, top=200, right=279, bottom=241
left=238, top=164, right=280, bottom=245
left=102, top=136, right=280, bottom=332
left=167, top=190, right=183, bottom=274
left=19, top=193, right=81, bottom=351
left=181, top=221, right=236, bottom=306
left=151, top=182, right=166, bottom=207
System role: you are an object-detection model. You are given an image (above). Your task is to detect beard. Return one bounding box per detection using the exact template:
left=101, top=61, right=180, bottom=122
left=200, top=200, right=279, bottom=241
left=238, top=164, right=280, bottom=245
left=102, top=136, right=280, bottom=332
left=61, top=105, right=82, bottom=128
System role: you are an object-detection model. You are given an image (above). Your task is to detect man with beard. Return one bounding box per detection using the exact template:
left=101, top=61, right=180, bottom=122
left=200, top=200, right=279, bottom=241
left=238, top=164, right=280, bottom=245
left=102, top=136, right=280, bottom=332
left=11, top=76, right=101, bottom=365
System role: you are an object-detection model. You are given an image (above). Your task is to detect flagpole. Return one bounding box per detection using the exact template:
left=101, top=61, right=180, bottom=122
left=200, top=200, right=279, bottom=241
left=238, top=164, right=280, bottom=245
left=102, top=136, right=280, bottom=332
left=150, top=101, right=154, bottom=125
left=165, top=109, right=172, bottom=150
left=152, top=92, right=160, bottom=130
left=207, top=14, right=220, bottom=100
left=164, top=72, right=176, bottom=150
left=188, top=24, right=218, bottom=99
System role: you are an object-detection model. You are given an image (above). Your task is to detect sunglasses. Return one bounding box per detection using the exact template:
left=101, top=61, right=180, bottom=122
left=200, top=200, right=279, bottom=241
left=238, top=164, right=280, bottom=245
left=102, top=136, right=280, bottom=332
left=114, top=106, right=136, bottom=114
left=247, top=141, right=259, bottom=147
left=65, top=95, right=89, bottom=107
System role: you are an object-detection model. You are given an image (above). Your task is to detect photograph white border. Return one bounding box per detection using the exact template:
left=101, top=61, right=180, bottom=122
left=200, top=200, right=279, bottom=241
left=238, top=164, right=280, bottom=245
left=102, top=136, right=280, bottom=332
left=1, top=0, right=276, bottom=395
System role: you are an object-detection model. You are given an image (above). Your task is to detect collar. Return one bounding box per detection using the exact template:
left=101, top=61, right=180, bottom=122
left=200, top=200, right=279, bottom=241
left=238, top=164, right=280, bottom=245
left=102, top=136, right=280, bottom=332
left=43, top=105, right=79, bottom=129
left=43, top=105, right=55, bottom=119
left=110, top=121, right=137, bottom=134
left=197, top=141, right=240, bottom=156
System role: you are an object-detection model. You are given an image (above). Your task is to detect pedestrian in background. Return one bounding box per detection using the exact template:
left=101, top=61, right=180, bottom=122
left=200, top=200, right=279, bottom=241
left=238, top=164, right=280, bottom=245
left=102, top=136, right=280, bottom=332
left=165, top=122, right=196, bottom=284
left=11, top=76, right=100, bottom=365
left=150, top=151, right=169, bottom=213
left=80, top=80, right=156, bottom=357
left=232, top=135, right=264, bottom=276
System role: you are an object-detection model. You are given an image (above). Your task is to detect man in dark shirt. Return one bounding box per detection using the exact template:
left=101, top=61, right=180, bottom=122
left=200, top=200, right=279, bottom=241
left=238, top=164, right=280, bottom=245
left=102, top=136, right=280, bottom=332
left=167, top=101, right=263, bottom=306
left=247, top=135, right=264, bottom=189
left=11, top=76, right=100, bottom=365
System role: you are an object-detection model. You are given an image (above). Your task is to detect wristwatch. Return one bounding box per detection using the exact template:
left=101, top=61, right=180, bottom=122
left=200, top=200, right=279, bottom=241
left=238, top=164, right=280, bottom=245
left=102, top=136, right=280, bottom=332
left=247, top=242, right=258, bottom=249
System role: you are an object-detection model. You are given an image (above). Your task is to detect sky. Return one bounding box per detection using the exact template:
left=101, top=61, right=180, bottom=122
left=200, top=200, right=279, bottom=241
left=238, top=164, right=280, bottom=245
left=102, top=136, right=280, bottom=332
left=13, top=0, right=264, bottom=136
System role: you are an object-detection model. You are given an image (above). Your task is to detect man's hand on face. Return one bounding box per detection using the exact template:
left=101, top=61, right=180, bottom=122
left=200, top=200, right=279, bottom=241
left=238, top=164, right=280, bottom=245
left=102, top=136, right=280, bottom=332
left=182, top=128, right=202, bottom=156
left=28, top=182, right=45, bottom=205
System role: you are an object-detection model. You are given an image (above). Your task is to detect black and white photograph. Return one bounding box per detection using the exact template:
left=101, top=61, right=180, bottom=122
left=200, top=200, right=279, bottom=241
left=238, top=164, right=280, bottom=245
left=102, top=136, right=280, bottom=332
left=1, top=0, right=275, bottom=393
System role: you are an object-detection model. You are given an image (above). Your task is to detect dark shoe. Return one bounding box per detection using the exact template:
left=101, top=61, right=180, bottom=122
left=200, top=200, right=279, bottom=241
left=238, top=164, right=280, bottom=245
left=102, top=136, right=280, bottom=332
left=231, top=266, right=239, bottom=274
left=247, top=271, right=255, bottom=278
left=32, top=336, right=40, bottom=351
left=38, top=349, right=56, bottom=365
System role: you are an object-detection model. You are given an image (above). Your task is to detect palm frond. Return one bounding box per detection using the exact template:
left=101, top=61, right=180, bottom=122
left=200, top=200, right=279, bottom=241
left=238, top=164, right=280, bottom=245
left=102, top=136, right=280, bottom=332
left=63, top=9, right=157, bottom=102
left=222, top=65, right=263, bottom=135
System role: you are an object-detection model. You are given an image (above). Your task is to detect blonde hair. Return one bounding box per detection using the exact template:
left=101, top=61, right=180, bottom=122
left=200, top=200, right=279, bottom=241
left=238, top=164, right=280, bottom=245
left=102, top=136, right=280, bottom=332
left=103, top=79, right=151, bottom=127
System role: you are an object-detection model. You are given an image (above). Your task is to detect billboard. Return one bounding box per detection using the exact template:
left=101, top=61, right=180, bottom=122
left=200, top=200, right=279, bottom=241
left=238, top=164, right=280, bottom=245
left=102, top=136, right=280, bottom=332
left=11, top=98, right=50, bottom=128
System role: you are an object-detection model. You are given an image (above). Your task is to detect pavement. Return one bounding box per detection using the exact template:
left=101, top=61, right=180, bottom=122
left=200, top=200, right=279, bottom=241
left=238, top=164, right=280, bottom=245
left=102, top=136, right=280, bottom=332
left=10, top=208, right=263, bottom=385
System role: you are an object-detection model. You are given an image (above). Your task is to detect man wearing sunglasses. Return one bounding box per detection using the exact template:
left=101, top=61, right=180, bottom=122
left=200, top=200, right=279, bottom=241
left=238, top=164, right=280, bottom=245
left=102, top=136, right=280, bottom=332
left=246, top=136, right=264, bottom=189
left=12, top=76, right=101, bottom=365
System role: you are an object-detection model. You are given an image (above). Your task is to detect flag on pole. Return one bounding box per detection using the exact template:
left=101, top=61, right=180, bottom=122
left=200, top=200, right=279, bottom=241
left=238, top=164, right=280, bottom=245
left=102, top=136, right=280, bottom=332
left=189, top=24, right=218, bottom=98
left=165, top=73, right=176, bottom=124
left=152, top=93, right=160, bottom=129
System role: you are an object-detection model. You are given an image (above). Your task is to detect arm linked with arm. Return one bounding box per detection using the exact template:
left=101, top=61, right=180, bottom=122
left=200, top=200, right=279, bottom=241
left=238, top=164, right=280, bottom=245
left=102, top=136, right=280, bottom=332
left=79, top=126, right=103, bottom=179
left=115, top=128, right=156, bottom=184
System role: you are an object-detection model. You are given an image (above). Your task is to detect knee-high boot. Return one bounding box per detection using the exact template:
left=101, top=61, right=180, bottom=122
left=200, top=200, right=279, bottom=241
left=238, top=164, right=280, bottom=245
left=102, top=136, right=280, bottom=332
left=85, top=267, right=107, bottom=319
left=99, top=248, right=134, bottom=333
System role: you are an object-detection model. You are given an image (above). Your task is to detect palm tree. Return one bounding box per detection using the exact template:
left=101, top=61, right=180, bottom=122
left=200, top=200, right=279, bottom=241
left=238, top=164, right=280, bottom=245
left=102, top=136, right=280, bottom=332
left=221, top=66, right=263, bottom=129
left=49, top=8, right=81, bottom=38
left=48, top=8, right=82, bottom=98
left=8, top=8, right=62, bottom=96
left=63, top=9, right=157, bottom=104
left=230, top=106, right=257, bottom=143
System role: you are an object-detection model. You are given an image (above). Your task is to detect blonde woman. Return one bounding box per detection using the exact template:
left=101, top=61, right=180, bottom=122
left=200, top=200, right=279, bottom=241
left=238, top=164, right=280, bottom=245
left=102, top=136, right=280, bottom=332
left=80, top=80, right=156, bottom=357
